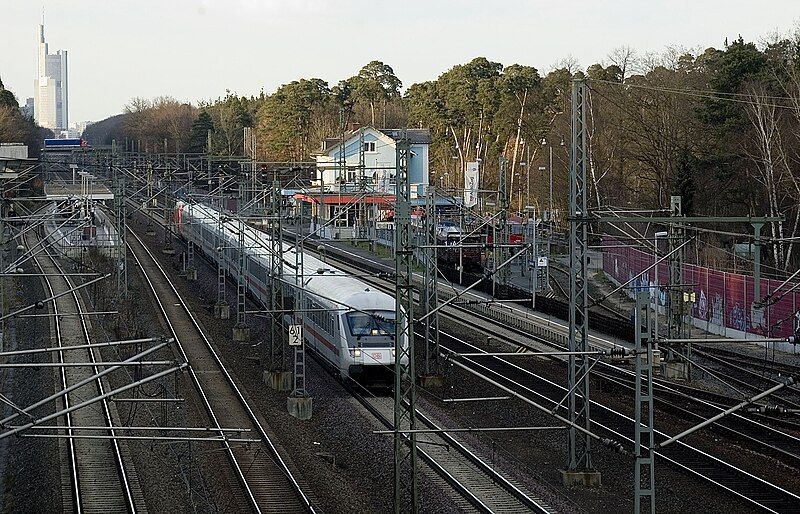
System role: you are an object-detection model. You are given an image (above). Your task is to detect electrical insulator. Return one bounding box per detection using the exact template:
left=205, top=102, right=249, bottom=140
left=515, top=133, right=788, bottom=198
left=601, top=437, right=626, bottom=454
left=763, top=405, right=787, bottom=416
left=606, top=347, right=626, bottom=359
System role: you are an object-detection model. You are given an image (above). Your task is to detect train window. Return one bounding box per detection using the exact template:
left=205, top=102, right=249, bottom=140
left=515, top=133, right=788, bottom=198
left=255, top=263, right=267, bottom=283
left=346, top=311, right=395, bottom=336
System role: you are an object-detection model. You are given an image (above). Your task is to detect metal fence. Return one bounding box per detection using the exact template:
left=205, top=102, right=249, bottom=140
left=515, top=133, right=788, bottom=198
left=602, top=236, right=799, bottom=340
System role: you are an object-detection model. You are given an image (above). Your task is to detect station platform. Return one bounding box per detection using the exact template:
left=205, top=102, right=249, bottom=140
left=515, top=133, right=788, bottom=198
left=44, top=181, right=114, bottom=201
left=43, top=202, right=120, bottom=258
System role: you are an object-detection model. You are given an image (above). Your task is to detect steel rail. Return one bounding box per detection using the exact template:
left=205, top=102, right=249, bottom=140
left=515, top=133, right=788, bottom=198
left=141, top=200, right=551, bottom=513
left=126, top=226, right=316, bottom=513
left=27, top=226, right=137, bottom=513
left=438, top=331, right=800, bottom=513
left=348, top=385, right=554, bottom=514
left=47, top=236, right=139, bottom=513
left=313, top=237, right=800, bottom=512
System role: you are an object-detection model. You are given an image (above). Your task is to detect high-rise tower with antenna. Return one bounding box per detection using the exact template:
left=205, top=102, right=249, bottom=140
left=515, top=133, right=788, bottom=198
left=34, top=20, right=68, bottom=133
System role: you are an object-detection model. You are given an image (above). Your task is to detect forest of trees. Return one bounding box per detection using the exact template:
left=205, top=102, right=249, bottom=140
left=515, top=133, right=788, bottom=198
left=0, top=76, right=53, bottom=158
left=80, top=33, right=800, bottom=273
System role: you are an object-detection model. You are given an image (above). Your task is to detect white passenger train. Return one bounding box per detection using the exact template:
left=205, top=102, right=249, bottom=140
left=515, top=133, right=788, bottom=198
left=174, top=201, right=406, bottom=383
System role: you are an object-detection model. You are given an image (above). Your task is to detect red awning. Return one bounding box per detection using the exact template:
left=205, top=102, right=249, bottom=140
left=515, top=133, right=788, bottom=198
left=294, top=193, right=395, bottom=207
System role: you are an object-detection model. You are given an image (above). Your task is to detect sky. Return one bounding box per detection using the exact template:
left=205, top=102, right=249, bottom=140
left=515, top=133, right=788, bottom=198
left=0, top=0, right=798, bottom=124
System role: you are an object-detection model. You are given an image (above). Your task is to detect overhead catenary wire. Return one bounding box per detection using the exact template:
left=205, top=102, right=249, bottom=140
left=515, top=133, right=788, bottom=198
left=590, top=78, right=800, bottom=110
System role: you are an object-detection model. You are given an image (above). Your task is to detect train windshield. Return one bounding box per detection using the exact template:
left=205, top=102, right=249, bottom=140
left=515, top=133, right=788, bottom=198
left=347, top=311, right=395, bottom=337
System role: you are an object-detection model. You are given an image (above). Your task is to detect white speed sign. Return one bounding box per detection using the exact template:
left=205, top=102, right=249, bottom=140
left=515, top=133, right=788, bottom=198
left=289, top=324, right=303, bottom=346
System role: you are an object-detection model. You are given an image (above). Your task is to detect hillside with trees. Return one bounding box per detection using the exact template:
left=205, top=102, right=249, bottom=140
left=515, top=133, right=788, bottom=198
left=84, top=33, right=800, bottom=272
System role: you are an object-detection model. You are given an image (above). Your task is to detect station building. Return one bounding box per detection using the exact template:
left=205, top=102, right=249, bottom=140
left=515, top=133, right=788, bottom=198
left=304, top=126, right=431, bottom=239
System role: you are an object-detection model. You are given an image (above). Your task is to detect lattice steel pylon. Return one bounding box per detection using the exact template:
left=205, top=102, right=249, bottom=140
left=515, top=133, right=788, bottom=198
left=112, top=156, right=128, bottom=300
left=667, top=196, right=687, bottom=347
left=162, top=191, right=174, bottom=253
left=235, top=216, right=248, bottom=331
left=567, top=76, right=594, bottom=472
left=496, top=156, right=510, bottom=293
left=358, top=128, right=369, bottom=241
left=145, top=163, right=155, bottom=234
left=634, top=291, right=656, bottom=513
left=394, top=137, right=418, bottom=514
left=421, top=185, right=439, bottom=377
left=215, top=171, right=228, bottom=317
left=266, top=179, right=285, bottom=371
left=292, top=201, right=307, bottom=396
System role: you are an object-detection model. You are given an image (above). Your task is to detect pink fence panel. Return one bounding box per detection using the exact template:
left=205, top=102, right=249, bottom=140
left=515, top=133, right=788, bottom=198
left=602, top=236, right=799, bottom=338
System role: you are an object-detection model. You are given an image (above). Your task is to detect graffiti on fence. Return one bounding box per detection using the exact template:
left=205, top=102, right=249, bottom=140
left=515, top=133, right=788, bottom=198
left=603, top=235, right=800, bottom=338
left=698, top=290, right=707, bottom=319
left=730, top=302, right=748, bottom=332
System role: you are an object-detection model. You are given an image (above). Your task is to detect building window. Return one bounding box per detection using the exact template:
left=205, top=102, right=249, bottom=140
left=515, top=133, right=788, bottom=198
left=363, top=141, right=376, bottom=153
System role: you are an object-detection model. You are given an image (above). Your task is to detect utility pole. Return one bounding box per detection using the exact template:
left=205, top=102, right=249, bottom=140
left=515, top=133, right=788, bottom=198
left=232, top=216, right=250, bottom=342
left=667, top=196, right=684, bottom=339
left=634, top=291, right=656, bottom=513
left=420, top=185, right=441, bottom=386
left=162, top=182, right=175, bottom=255
left=665, top=195, right=689, bottom=379
left=562, top=76, right=599, bottom=487
left=495, top=156, right=510, bottom=295
left=214, top=169, right=230, bottom=320
left=358, top=128, right=368, bottom=242
left=264, top=179, right=290, bottom=391
left=145, top=163, right=155, bottom=236
left=530, top=217, right=538, bottom=309
left=112, top=146, right=128, bottom=300
left=288, top=194, right=312, bottom=419
left=338, top=106, right=346, bottom=239
left=394, top=136, right=418, bottom=513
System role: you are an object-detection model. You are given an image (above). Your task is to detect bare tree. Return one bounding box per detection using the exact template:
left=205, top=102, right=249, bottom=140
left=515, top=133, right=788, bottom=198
left=607, top=46, right=638, bottom=81
left=744, top=83, right=792, bottom=269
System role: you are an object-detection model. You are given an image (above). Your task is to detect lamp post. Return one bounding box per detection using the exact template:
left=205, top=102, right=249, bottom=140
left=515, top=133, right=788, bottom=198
left=521, top=161, right=528, bottom=214
left=452, top=155, right=459, bottom=193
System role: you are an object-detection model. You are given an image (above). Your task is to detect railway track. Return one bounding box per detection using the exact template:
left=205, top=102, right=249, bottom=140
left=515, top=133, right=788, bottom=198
left=129, top=194, right=800, bottom=510
left=125, top=197, right=559, bottom=513
left=310, top=238, right=800, bottom=512
left=350, top=386, right=554, bottom=514
left=443, top=286, right=800, bottom=473
left=26, top=222, right=146, bottom=513
left=439, top=332, right=800, bottom=513
left=125, top=226, right=317, bottom=513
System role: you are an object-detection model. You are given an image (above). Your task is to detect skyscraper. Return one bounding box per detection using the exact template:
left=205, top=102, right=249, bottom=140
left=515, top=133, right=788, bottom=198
left=34, top=23, right=68, bottom=132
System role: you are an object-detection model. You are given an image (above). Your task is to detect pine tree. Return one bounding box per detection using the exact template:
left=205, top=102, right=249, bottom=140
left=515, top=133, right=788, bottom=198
left=0, top=76, right=18, bottom=109
left=187, top=110, right=214, bottom=153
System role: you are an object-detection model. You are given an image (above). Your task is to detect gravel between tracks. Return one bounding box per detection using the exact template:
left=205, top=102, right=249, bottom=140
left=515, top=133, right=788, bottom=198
left=439, top=316, right=790, bottom=514
left=0, top=270, right=63, bottom=513
left=131, top=216, right=464, bottom=514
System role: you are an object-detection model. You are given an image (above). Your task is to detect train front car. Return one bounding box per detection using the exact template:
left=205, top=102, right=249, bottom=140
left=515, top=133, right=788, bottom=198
left=342, top=302, right=407, bottom=386
left=172, top=201, right=406, bottom=387
left=297, top=253, right=406, bottom=386
left=436, top=220, right=483, bottom=272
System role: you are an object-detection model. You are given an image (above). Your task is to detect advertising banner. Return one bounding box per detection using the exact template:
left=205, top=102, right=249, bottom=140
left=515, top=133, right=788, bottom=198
left=464, top=162, right=479, bottom=207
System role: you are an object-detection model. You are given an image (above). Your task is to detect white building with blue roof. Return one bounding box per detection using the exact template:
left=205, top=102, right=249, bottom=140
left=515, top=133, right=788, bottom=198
left=313, top=126, right=430, bottom=194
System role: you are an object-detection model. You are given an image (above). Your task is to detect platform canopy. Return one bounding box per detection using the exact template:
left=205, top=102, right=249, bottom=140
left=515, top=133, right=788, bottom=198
left=44, top=181, right=114, bottom=201
left=294, top=192, right=395, bottom=207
